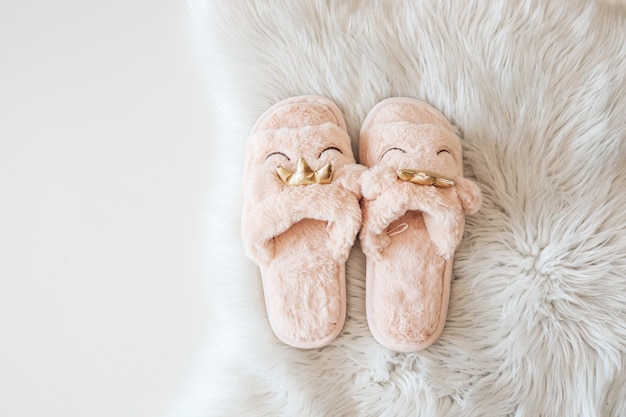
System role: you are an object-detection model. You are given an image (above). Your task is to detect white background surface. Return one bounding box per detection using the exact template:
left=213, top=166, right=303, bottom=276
left=0, top=1, right=214, bottom=416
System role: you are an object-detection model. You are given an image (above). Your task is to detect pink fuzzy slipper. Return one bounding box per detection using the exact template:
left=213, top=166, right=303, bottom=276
left=241, top=96, right=363, bottom=349
left=359, top=97, right=482, bottom=352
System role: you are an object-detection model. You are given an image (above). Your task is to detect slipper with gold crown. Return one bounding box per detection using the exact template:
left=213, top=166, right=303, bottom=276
left=241, top=95, right=364, bottom=349
left=359, top=97, right=482, bottom=352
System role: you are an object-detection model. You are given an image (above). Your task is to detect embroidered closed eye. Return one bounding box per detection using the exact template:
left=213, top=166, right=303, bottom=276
left=437, top=149, right=451, bottom=156
left=380, top=147, right=407, bottom=160
left=265, top=151, right=290, bottom=161
left=318, top=146, right=343, bottom=158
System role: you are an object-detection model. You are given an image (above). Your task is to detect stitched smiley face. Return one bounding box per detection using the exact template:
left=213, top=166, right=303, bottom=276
left=262, top=128, right=352, bottom=186
left=245, top=101, right=356, bottom=199
left=368, top=122, right=463, bottom=181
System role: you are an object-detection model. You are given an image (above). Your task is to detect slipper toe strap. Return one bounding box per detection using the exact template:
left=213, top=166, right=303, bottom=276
left=242, top=184, right=362, bottom=267
left=361, top=181, right=466, bottom=260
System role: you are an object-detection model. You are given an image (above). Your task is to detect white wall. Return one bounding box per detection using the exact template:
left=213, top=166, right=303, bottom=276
left=0, top=1, right=214, bottom=416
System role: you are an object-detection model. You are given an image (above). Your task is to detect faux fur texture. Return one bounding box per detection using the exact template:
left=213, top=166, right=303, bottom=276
left=186, top=0, right=626, bottom=415
left=359, top=97, right=481, bottom=352
left=241, top=96, right=362, bottom=348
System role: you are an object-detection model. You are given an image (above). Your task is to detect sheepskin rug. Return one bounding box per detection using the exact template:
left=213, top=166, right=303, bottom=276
left=185, top=0, right=626, bottom=415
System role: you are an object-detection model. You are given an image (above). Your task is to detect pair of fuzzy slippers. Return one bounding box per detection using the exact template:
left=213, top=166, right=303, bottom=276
left=242, top=96, right=482, bottom=352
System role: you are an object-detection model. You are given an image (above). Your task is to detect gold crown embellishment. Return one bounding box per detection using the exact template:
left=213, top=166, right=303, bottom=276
left=397, top=168, right=456, bottom=188
left=276, top=158, right=332, bottom=186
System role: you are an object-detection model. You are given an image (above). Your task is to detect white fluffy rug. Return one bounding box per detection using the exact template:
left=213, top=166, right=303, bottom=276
left=186, top=0, right=626, bottom=415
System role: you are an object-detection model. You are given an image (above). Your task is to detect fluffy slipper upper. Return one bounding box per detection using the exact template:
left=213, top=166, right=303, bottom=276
left=241, top=95, right=363, bottom=348
left=359, top=97, right=482, bottom=352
